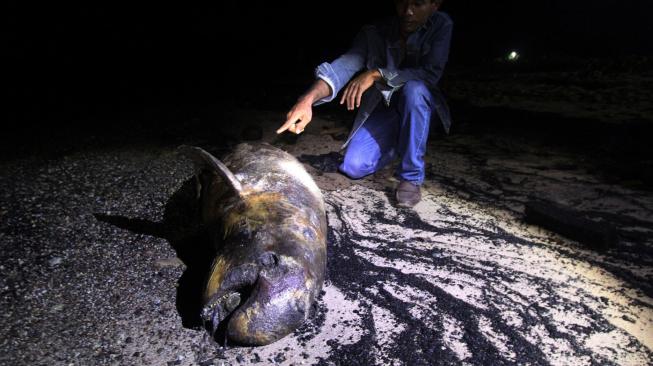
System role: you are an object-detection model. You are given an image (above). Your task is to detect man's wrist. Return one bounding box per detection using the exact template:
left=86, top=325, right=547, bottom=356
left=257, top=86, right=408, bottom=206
left=301, top=79, right=331, bottom=105
left=297, top=94, right=314, bottom=106
left=369, top=69, right=382, bottom=81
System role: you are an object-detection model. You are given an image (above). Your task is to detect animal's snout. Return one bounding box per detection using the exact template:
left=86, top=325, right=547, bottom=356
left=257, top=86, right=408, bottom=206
left=202, top=254, right=313, bottom=345
left=202, top=253, right=285, bottom=344
left=226, top=257, right=312, bottom=345
left=202, top=263, right=259, bottom=342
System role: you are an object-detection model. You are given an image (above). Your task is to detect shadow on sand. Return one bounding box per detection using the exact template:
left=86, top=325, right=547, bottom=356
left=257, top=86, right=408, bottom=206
left=94, top=178, right=217, bottom=330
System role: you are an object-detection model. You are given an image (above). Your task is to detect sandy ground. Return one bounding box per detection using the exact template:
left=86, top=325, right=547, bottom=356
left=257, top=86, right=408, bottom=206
left=1, top=107, right=652, bottom=365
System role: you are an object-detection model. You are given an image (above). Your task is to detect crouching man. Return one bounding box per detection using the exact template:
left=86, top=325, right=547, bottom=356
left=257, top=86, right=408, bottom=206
left=277, top=0, right=453, bottom=207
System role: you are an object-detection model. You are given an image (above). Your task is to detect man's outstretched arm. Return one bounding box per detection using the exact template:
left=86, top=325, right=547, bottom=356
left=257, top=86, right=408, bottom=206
left=276, top=79, right=332, bottom=135
left=278, top=27, right=370, bottom=134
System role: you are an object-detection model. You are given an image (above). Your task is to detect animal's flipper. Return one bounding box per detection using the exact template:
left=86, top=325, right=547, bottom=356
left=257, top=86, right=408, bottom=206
left=177, top=145, right=244, bottom=197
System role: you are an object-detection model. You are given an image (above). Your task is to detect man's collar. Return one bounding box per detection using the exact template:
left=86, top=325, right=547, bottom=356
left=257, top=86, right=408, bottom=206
left=419, top=11, right=439, bottom=32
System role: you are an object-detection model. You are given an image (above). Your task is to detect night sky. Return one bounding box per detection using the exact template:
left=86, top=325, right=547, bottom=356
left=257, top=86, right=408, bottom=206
left=6, top=0, right=652, bottom=130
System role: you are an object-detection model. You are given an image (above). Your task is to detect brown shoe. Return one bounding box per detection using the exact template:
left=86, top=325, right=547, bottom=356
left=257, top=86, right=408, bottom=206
left=395, top=180, right=421, bottom=207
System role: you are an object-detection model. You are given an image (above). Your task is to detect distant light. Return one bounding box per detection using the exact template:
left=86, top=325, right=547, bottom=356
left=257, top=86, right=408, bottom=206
left=507, top=51, right=520, bottom=61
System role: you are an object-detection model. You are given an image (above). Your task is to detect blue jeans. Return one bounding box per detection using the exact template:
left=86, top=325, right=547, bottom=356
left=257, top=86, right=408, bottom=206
left=339, top=80, right=435, bottom=185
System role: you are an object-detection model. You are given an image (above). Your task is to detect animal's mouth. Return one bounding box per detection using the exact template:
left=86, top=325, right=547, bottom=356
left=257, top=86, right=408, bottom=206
left=201, top=252, right=281, bottom=344
left=201, top=267, right=258, bottom=343
left=201, top=252, right=310, bottom=346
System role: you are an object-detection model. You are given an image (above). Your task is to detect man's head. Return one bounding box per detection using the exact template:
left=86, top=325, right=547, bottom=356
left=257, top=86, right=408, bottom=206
left=395, top=0, right=442, bottom=36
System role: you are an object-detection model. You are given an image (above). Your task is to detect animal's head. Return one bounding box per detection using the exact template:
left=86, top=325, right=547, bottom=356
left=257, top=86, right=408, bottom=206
left=202, top=189, right=325, bottom=345
left=179, top=144, right=324, bottom=345
left=202, top=247, right=316, bottom=345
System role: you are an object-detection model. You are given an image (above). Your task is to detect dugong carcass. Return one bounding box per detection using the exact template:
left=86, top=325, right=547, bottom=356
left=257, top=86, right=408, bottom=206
left=180, top=143, right=327, bottom=346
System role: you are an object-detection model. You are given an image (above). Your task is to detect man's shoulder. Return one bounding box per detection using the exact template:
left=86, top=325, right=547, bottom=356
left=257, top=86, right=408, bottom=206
left=360, top=17, right=396, bottom=36
left=432, top=11, right=453, bottom=27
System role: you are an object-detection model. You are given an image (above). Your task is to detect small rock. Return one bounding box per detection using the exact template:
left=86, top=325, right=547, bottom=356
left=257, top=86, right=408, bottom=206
left=48, top=257, right=63, bottom=267
left=198, top=358, right=215, bottom=366
left=621, top=314, right=636, bottom=323
left=154, top=257, right=185, bottom=269
left=274, top=353, right=286, bottom=363
left=250, top=353, right=262, bottom=363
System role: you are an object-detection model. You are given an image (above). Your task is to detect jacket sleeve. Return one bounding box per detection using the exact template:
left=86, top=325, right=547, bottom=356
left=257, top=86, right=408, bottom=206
left=313, top=28, right=369, bottom=105
left=378, top=20, right=452, bottom=90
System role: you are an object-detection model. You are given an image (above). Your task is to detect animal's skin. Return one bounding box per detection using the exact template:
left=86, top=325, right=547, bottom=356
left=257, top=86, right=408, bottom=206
left=180, top=143, right=327, bottom=346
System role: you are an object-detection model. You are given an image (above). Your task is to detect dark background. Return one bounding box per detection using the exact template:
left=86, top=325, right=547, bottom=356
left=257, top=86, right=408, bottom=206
left=5, top=0, right=653, bottom=135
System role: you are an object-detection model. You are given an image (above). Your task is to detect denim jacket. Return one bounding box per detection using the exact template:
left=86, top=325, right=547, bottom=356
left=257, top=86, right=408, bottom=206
left=314, top=11, right=453, bottom=149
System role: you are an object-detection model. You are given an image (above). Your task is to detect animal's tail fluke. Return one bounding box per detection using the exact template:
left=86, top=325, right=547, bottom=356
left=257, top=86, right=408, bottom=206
left=177, top=145, right=243, bottom=196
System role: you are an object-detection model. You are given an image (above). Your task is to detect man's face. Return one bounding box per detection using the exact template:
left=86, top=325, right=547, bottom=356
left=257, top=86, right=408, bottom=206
left=395, top=0, right=439, bottom=35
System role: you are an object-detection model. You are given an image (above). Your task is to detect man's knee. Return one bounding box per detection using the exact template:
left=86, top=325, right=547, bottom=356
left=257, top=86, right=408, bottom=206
left=400, top=80, right=432, bottom=108
left=339, top=154, right=375, bottom=179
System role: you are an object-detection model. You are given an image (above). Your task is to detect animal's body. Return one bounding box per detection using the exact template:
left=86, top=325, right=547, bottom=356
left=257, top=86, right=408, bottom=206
left=180, top=143, right=327, bottom=346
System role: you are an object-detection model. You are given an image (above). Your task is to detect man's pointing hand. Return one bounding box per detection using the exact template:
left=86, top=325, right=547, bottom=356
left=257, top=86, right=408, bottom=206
left=277, top=98, right=313, bottom=135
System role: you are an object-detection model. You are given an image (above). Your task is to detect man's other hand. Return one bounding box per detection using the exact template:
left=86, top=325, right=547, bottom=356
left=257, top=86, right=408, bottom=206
left=340, top=69, right=382, bottom=110
left=277, top=98, right=313, bottom=135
